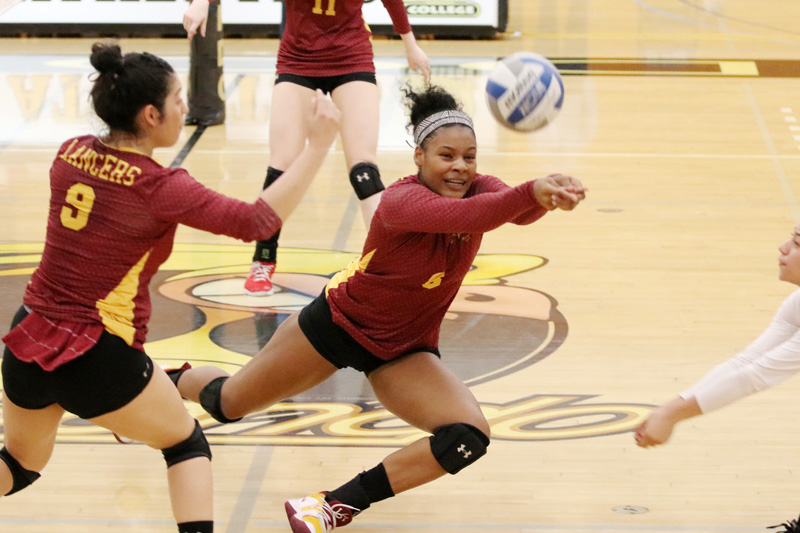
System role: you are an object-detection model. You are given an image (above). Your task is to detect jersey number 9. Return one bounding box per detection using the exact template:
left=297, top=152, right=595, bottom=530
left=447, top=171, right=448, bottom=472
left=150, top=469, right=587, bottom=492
left=60, top=182, right=95, bottom=231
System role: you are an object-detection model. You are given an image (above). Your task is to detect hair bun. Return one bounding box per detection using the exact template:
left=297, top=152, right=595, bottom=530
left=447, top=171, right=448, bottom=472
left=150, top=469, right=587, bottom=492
left=90, top=42, right=124, bottom=75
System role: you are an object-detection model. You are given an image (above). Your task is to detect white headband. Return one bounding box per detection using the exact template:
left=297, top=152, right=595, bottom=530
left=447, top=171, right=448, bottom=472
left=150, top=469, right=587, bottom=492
left=413, top=110, right=474, bottom=146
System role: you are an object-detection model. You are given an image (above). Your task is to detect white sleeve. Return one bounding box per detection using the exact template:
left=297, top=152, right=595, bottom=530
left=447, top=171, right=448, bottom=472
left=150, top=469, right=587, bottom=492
left=680, top=290, right=800, bottom=413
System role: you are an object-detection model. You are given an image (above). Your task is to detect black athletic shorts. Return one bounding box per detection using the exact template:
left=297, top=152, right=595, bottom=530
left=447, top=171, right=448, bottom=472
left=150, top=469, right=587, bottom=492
left=1, top=306, right=154, bottom=419
left=275, top=72, right=377, bottom=95
left=298, top=292, right=440, bottom=375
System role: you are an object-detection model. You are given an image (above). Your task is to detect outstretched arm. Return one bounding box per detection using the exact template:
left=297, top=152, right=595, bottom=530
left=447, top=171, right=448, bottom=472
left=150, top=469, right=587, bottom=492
left=635, top=291, right=800, bottom=448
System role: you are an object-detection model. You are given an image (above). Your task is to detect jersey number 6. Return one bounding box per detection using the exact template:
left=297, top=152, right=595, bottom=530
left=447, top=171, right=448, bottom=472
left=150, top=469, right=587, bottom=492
left=60, top=182, right=95, bottom=231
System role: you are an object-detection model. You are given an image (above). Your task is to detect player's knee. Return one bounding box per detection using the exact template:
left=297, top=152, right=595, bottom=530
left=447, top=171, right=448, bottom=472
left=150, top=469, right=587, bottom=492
left=161, top=420, right=211, bottom=468
left=429, top=423, right=490, bottom=475
left=198, top=376, right=243, bottom=424
left=0, top=447, right=41, bottom=496
left=348, top=162, right=384, bottom=200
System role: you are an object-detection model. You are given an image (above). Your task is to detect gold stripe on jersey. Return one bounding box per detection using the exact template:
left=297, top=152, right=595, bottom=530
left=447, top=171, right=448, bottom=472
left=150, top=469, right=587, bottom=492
left=60, top=140, right=142, bottom=186
left=96, top=250, right=151, bottom=346
left=325, top=249, right=376, bottom=296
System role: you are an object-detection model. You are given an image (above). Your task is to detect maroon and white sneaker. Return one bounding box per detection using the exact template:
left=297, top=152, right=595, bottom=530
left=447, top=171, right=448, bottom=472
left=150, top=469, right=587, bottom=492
left=244, top=261, right=276, bottom=296
left=285, top=492, right=357, bottom=533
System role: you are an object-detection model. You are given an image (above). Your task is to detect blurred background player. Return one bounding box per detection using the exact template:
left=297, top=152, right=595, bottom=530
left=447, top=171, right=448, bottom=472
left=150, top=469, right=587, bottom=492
left=0, top=42, right=340, bottom=533
left=183, top=0, right=432, bottom=295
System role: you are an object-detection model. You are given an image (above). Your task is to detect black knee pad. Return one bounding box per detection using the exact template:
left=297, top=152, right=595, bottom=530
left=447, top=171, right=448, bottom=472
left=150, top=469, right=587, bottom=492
left=0, top=447, right=40, bottom=495
left=348, top=162, right=385, bottom=200
left=162, top=420, right=212, bottom=468
left=429, top=423, right=490, bottom=475
left=262, top=166, right=284, bottom=190
left=199, top=376, right=243, bottom=424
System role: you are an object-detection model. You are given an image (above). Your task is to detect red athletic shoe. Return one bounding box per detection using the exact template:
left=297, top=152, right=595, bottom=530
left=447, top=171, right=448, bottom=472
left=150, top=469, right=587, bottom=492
left=244, top=261, right=276, bottom=296
left=285, top=492, right=357, bottom=533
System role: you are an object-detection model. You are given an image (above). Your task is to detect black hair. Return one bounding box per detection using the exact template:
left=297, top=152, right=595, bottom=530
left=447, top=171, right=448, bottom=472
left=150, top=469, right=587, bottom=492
left=89, top=42, right=175, bottom=136
left=401, top=84, right=465, bottom=147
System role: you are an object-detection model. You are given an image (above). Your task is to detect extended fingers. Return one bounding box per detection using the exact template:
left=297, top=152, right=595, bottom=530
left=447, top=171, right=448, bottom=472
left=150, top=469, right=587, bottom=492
left=184, top=20, right=199, bottom=39
left=419, top=61, right=431, bottom=83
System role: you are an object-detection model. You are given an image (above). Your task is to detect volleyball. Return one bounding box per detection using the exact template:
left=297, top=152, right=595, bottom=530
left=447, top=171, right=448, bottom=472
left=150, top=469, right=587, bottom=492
left=485, top=52, right=564, bottom=132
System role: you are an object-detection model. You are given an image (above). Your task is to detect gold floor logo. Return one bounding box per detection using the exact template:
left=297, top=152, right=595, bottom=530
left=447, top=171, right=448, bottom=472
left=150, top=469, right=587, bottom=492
left=9, top=394, right=653, bottom=445
left=0, top=243, right=653, bottom=444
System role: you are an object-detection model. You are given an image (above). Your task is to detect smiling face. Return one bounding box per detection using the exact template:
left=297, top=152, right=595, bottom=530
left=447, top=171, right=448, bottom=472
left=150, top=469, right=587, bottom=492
left=778, top=224, right=800, bottom=286
left=414, top=124, right=477, bottom=198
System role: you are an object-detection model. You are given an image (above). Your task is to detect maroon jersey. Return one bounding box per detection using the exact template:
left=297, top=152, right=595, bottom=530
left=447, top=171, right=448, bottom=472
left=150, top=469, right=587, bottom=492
left=3, top=135, right=281, bottom=369
left=325, top=174, right=548, bottom=360
left=277, top=0, right=412, bottom=77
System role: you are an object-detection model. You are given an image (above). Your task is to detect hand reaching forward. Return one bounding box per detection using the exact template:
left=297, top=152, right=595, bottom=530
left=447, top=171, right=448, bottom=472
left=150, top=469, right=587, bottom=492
left=634, top=395, right=701, bottom=448
left=634, top=408, right=677, bottom=448
left=533, top=174, right=587, bottom=210
left=307, top=89, right=342, bottom=151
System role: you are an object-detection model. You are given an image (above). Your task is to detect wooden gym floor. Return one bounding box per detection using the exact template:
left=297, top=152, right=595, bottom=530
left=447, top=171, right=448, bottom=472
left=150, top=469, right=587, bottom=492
left=2, top=0, right=800, bottom=531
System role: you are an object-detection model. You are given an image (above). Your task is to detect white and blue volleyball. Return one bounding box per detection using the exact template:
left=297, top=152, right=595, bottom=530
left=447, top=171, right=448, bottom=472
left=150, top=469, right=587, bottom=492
left=485, top=52, right=564, bottom=132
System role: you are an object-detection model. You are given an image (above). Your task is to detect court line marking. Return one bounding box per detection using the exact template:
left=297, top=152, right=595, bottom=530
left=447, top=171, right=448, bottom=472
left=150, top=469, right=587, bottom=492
left=168, top=74, right=244, bottom=169
left=0, top=517, right=774, bottom=530
left=0, top=518, right=176, bottom=526
left=677, top=0, right=800, bottom=36
left=226, top=445, right=273, bottom=533
left=630, top=0, right=800, bottom=46
left=743, top=83, right=800, bottom=220
left=333, top=192, right=360, bottom=252
left=249, top=520, right=775, bottom=531
left=170, top=124, right=207, bottom=168
left=782, top=108, right=800, bottom=151
left=509, top=32, right=800, bottom=42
